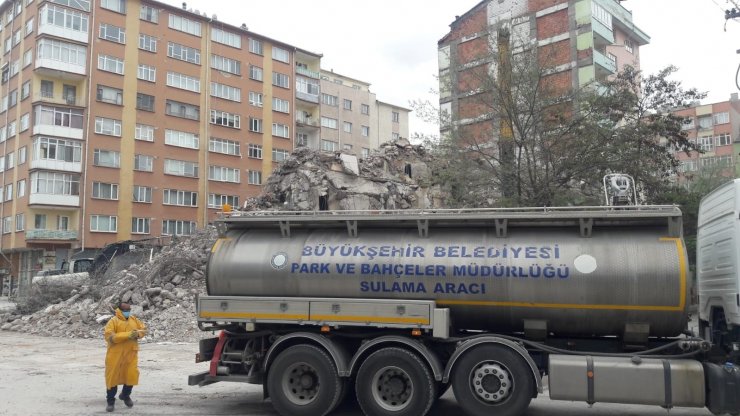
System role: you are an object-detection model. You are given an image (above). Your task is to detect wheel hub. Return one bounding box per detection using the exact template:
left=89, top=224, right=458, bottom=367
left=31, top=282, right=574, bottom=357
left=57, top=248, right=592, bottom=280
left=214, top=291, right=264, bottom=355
left=372, top=366, right=414, bottom=411
left=282, top=362, right=319, bottom=405
left=471, top=362, right=512, bottom=403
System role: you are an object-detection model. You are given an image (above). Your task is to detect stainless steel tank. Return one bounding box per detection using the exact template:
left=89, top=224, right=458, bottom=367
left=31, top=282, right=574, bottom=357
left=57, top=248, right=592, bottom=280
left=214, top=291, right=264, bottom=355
left=207, top=209, right=689, bottom=337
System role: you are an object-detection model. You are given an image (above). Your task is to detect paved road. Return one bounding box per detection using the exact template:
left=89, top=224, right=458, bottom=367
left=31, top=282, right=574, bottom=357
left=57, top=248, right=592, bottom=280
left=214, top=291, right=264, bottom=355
left=0, top=332, right=712, bottom=416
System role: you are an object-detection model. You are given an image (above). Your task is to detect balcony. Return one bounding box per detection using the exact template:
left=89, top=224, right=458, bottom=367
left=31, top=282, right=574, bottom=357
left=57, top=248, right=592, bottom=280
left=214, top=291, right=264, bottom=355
left=296, top=66, right=320, bottom=79
left=33, top=92, right=84, bottom=107
left=35, top=58, right=86, bottom=78
left=26, top=229, right=78, bottom=241
left=593, top=49, right=616, bottom=75
left=296, top=91, right=319, bottom=104
left=592, top=17, right=614, bottom=47
left=30, top=159, right=82, bottom=173
left=29, top=193, right=80, bottom=207
left=37, top=22, right=89, bottom=44
left=33, top=123, right=84, bottom=140
left=296, top=114, right=319, bottom=127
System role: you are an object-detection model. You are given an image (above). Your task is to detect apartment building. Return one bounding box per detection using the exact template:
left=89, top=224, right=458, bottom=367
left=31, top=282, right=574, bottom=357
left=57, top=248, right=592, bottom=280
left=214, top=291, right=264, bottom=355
left=673, top=95, right=740, bottom=185
left=0, top=0, right=327, bottom=291
left=316, top=70, right=409, bottom=157
left=438, top=0, right=649, bottom=137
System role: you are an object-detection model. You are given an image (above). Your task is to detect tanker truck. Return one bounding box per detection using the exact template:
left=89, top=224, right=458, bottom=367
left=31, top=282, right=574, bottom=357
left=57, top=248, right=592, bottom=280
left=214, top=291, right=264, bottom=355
left=189, top=187, right=740, bottom=416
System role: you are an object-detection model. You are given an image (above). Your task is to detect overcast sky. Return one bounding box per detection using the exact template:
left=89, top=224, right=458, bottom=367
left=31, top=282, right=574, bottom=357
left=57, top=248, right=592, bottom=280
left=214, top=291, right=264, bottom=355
left=163, top=0, right=740, bottom=137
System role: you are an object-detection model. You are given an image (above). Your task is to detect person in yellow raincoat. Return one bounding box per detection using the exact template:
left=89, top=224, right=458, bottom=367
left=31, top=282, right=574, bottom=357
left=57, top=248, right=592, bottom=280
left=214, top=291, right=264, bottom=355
left=104, top=302, right=146, bottom=412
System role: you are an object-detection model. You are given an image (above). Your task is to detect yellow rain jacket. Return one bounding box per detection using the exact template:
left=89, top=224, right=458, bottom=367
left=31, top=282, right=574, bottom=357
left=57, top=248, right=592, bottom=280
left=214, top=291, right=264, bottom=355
left=104, top=308, right=147, bottom=389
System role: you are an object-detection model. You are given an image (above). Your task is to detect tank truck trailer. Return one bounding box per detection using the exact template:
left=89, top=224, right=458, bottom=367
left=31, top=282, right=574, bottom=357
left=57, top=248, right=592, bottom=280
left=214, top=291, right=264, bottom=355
left=189, top=176, right=740, bottom=416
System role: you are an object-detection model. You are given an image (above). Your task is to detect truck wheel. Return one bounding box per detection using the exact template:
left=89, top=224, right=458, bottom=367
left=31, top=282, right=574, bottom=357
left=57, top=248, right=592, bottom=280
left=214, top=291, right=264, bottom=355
left=355, top=347, right=436, bottom=416
left=267, top=344, right=342, bottom=416
left=451, top=344, right=534, bottom=416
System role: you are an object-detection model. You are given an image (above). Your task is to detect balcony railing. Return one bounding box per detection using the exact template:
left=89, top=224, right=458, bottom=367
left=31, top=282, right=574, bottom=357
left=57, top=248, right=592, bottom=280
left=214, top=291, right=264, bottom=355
left=296, top=91, right=319, bottom=104
left=26, top=229, right=78, bottom=240
left=296, top=66, right=320, bottom=79
left=296, top=115, right=319, bottom=127
left=593, top=49, right=616, bottom=74
left=33, top=92, right=83, bottom=106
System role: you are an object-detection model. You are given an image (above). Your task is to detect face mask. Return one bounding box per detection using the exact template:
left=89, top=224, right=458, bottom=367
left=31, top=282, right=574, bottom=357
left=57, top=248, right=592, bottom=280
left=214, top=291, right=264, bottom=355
left=122, top=311, right=131, bottom=319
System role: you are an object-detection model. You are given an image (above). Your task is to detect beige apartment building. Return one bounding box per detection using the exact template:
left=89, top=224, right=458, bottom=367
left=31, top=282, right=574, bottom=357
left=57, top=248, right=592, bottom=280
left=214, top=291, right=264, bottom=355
left=0, top=0, right=328, bottom=292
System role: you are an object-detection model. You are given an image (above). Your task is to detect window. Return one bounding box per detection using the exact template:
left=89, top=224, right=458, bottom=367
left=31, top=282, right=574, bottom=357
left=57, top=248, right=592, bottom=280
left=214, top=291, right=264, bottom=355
left=18, top=147, right=26, bottom=165
left=7, top=121, right=15, bottom=137
left=24, top=17, right=33, bottom=36
left=272, top=72, right=290, bottom=88
left=343, top=122, right=352, bottom=133
left=249, top=91, right=263, bottom=107
left=12, top=29, right=20, bottom=46
left=96, top=85, right=122, bottom=105
left=716, top=133, right=732, bottom=146
left=92, top=182, right=118, bottom=200
left=272, top=123, right=289, bottom=138
left=211, top=82, right=241, bottom=102
left=698, top=136, right=714, bottom=152
left=135, top=124, right=154, bottom=142
left=137, top=64, right=156, bottom=82
left=37, top=39, right=87, bottom=67
left=39, top=4, right=89, bottom=34
left=343, top=144, right=353, bottom=151
left=15, top=213, right=23, bottom=231
left=35, top=214, right=46, bottom=229
left=165, top=129, right=199, bottom=149
left=93, top=149, right=120, bottom=168
left=20, top=113, right=29, bottom=131
left=136, top=93, right=154, bottom=111
left=297, top=133, right=308, bottom=147
left=133, top=185, right=152, bottom=203
left=17, top=179, right=25, bottom=198
left=31, top=172, right=80, bottom=196
left=2, top=216, right=10, bottom=233
left=208, top=166, right=240, bottom=183
left=23, top=49, right=31, bottom=67
left=140, top=5, right=158, bottom=23
left=591, top=2, right=612, bottom=29
left=361, top=125, right=370, bottom=137
left=90, top=215, right=117, bottom=232
left=167, top=42, right=200, bottom=64
left=249, top=65, right=263, bottom=81
left=138, top=33, right=156, bottom=52
left=46, top=0, right=90, bottom=12
left=296, top=77, right=320, bottom=98
left=34, top=137, right=82, bottom=163
left=392, top=132, right=400, bottom=140
left=698, top=116, right=713, bottom=129
left=95, top=117, right=122, bottom=137
left=714, top=112, right=730, bottom=125
left=3, top=38, right=9, bottom=54
left=5, top=152, right=14, bottom=170
left=163, top=189, right=198, bottom=206
left=99, top=23, right=125, bottom=43
left=208, top=194, right=239, bottom=209
left=681, top=117, right=695, bottom=130
left=248, top=144, right=262, bottom=159
left=322, top=94, right=338, bottom=106
left=321, top=140, right=338, bottom=152
left=248, top=170, right=262, bottom=185
left=249, top=38, right=263, bottom=55
left=164, top=159, right=198, bottom=177
left=211, top=54, right=241, bottom=75
left=98, top=54, right=124, bottom=74
left=209, top=137, right=240, bottom=156
left=272, top=148, right=290, bottom=162
left=166, top=72, right=200, bottom=92
left=4, top=184, right=11, bottom=202
left=101, top=0, right=125, bottom=13
left=134, top=155, right=154, bottom=172
left=210, top=110, right=241, bottom=129
left=162, top=220, right=196, bottom=236
left=249, top=117, right=262, bottom=133
left=169, top=14, right=201, bottom=36
left=272, top=47, right=290, bottom=63
left=344, top=99, right=352, bottom=110
left=392, top=111, right=400, bottom=122
left=272, top=97, right=289, bottom=113
left=624, top=38, right=633, bottom=54
left=212, top=27, right=241, bottom=48
left=165, top=100, right=200, bottom=120
left=132, top=217, right=150, bottom=234
left=361, top=148, right=370, bottom=157
left=58, top=216, right=69, bottom=231
left=21, top=81, right=29, bottom=100
left=8, top=89, right=17, bottom=108
left=321, top=117, right=338, bottom=129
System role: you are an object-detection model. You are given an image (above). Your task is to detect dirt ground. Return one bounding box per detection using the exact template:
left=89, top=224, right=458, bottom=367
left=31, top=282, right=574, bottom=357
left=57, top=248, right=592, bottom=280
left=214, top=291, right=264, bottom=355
left=0, top=331, right=713, bottom=416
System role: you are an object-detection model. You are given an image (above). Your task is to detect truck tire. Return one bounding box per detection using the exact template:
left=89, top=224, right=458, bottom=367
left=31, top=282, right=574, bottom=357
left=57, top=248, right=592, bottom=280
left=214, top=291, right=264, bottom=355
left=355, top=347, right=436, bottom=416
left=266, top=344, right=342, bottom=416
left=450, top=344, right=534, bottom=416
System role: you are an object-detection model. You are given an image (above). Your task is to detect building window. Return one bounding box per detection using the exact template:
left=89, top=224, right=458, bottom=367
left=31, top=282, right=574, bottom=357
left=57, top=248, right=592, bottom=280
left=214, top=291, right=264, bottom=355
left=168, top=14, right=201, bottom=36
left=5, top=152, right=14, bottom=170
left=249, top=65, right=263, bottom=81
left=249, top=118, right=262, bottom=133
left=248, top=144, right=262, bottom=159
left=361, top=148, right=370, bottom=157
left=34, top=214, right=46, bottom=230
left=17, top=179, right=25, bottom=197
left=343, top=144, right=353, bottom=151
left=166, top=71, right=200, bottom=92
left=136, top=93, right=154, bottom=111
left=716, top=133, right=732, bottom=146
left=272, top=148, right=290, bottom=162
left=2, top=216, right=10, bottom=233
left=138, top=33, right=156, bottom=52
left=34, top=137, right=82, bottom=162
left=211, top=54, right=241, bottom=75
left=90, top=215, right=117, bottom=233
left=591, top=2, right=612, bottom=29
left=39, top=4, right=89, bottom=34
left=15, top=213, right=23, bottom=231
left=249, top=92, right=263, bottom=107
left=624, top=38, right=633, bottom=54
left=343, top=122, right=352, bottom=133
left=98, top=54, right=124, bottom=75
left=212, top=27, right=241, bottom=48
left=135, top=124, right=154, bottom=142
left=272, top=123, right=289, bottom=138
left=99, top=23, right=125, bottom=43
left=165, top=100, right=200, bottom=120
left=167, top=42, right=200, bottom=64
left=31, top=172, right=80, bottom=196
left=18, top=147, right=26, bottom=165
left=247, top=170, right=262, bottom=185
left=101, top=0, right=125, bottom=13
left=208, top=165, right=240, bottom=183
left=37, top=39, right=87, bottom=67
left=208, top=194, right=239, bottom=209
left=321, top=140, right=338, bottom=152
left=272, top=46, right=289, bottom=63
left=272, top=97, right=289, bottom=113
left=132, top=217, right=150, bottom=234
left=321, top=94, right=338, bottom=106
left=165, top=129, right=199, bottom=149
left=210, top=110, right=241, bottom=129
left=140, top=5, right=158, bottom=23
left=211, top=82, right=241, bottom=102
left=392, top=132, right=400, bottom=140
left=698, top=136, right=714, bottom=152
left=296, top=77, right=319, bottom=98
left=361, top=125, right=370, bottom=137
left=93, top=149, right=120, bottom=168
left=137, top=64, right=156, bottom=82
left=133, top=185, right=152, bottom=203
left=92, top=182, right=119, bottom=200
left=714, top=112, right=730, bottom=125
left=209, top=137, right=240, bottom=156
left=20, top=113, right=29, bottom=131
left=343, top=99, right=352, bottom=110
left=162, top=220, right=195, bottom=236
left=163, top=189, right=198, bottom=206
left=135, top=155, right=155, bottom=172
left=23, top=49, right=31, bottom=67
left=164, top=159, right=198, bottom=177
left=24, top=17, right=33, bottom=37
left=249, top=38, right=263, bottom=55
left=321, top=117, right=338, bottom=129
left=95, top=117, right=122, bottom=136
left=297, top=133, right=308, bottom=147
left=698, top=115, right=713, bottom=129
left=4, top=184, right=11, bottom=201
left=392, top=111, right=400, bottom=123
